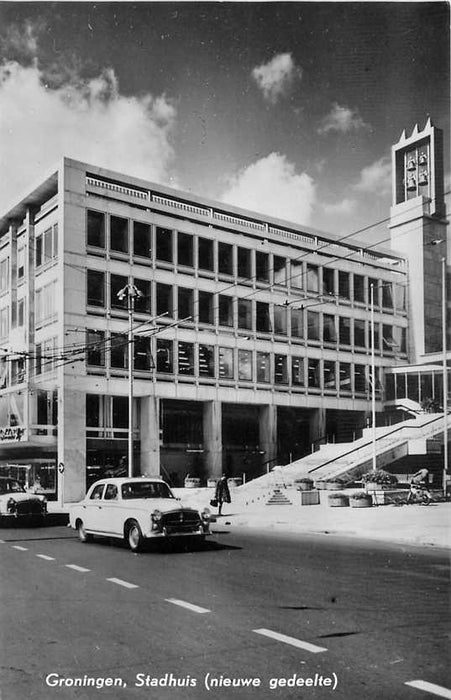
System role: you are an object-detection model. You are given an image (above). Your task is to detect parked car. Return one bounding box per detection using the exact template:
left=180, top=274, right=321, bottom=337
left=69, top=477, right=211, bottom=552
left=0, top=477, right=47, bottom=525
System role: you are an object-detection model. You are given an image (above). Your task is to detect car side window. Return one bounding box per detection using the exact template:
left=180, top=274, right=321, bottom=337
left=90, top=484, right=105, bottom=500
left=104, top=484, right=118, bottom=500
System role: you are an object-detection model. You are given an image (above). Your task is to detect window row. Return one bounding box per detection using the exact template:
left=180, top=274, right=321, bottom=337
left=86, top=210, right=405, bottom=308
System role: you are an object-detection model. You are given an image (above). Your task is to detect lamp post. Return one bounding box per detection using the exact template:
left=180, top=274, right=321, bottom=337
left=441, top=255, right=448, bottom=493
left=117, top=283, right=142, bottom=478
left=370, top=283, right=377, bottom=472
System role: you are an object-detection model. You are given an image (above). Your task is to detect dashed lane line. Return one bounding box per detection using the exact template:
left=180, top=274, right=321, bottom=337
left=106, top=577, right=139, bottom=589
left=405, top=681, right=451, bottom=699
left=12, top=545, right=28, bottom=551
left=65, top=564, right=91, bottom=573
left=253, top=628, right=328, bottom=654
left=165, top=598, right=211, bottom=614
left=36, top=554, right=55, bottom=561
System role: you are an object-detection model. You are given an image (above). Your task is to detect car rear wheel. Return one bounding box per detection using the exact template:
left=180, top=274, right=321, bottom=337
left=126, top=520, right=144, bottom=552
left=77, top=520, right=93, bottom=543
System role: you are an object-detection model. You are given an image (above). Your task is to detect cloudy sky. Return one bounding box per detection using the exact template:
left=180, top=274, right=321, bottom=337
left=0, top=2, right=449, bottom=247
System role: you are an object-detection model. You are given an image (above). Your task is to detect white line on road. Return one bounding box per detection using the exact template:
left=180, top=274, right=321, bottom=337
left=165, top=598, right=210, bottom=614
left=65, top=564, right=90, bottom=573
left=0, top=539, right=5, bottom=544
left=253, top=628, right=328, bottom=654
left=405, top=680, right=451, bottom=699
left=106, top=577, right=139, bottom=589
left=12, top=545, right=28, bottom=551
left=36, top=554, right=55, bottom=561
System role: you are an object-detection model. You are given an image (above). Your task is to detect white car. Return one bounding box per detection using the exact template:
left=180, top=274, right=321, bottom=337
left=69, top=477, right=211, bottom=552
left=0, top=477, right=47, bottom=524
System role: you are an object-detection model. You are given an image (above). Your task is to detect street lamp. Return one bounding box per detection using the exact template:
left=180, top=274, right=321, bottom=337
left=370, top=283, right=377, bottom=472
left=441, top=255, right=448, bottom=493
left=117, top=283, right=143, bottom=478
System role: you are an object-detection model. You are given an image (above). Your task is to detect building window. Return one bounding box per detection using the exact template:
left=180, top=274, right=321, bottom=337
left=87, top=270, right=105, bottom=307
left=323, top=361, right=336, bottom=390
left=11, top=357, right=25, bottom=384
left=385, top=374, right=395, bottom=401
left=36, top=224, right=58, bottom=267
left=291, top=260, right=303, bottom=289
left=17, top=244, right=25, bottom=280
left=256, top=302, right=271, bottom=333
left=274, top=305, right=287, bottom=335
left=256, top=252, right=269, bottom=282
left=178, top=287, right=194, bottom=321
left=113, top=396, right=128, bottom=429
left=308, top=359, right=320, bottom=388
left=178, top=342, right=194, bottom=375
left=307, top=264, right=319, bottom=293
left=198, top=237, right=214, bottom=271
left=354, top=319, right=366, bottom=347
left=110, top=333, right=128, bottom=369
left=394, top=283, right=406, bottom=311
left=339, top=317, right=351, bottom=346
left=156, top=283, right=173, bottom=318
left=292, top=357, right=304, bottom=386
left=382, top=282, right=394, bottom=309
left=199, top=345, right=215, bottom=377
left=257, top=352, right=271, bottom=382
left=134, top=336, right=152, bottom=371
left=218, top=295, right=234, bottom=327
left=86, top=330, right=105, bottom=367
left=238, top=299, right=252, bottom=330
left=307, top=311, right=320, bottom=341
left=156, top=227, right=173, bottom=263
left=198, top=291, right=214, bottom=324
left=274, top=256, right=287, bottom=285
left=354, top=275, right=365, bottom=303
left=156, top=339, right=173, bottom=373
left=16, top=298, right=25, bottom=328
left=110, top=274, right=129, bottom=310
left=238, top=349, right=252, bottom=381
left=177, top=232, right=193, bottom=267
left=0, top=257, right=9, bottom=293
left=275, top=355, right=288, bottom=384
left=133, top=279, right=152, bottom=314
left=291, top=308, right=304, bottom=338
left=393, top=326, right=407, bottom=354
left=133, top=221, right=151, bottom=258
left=339, top=363, right=351, bottom=391
left=323, top=268, right=335, bottom=296
left=237, top=247, right=251, bottom=278
left=354, top=365, right=367, bottom=393
left=87, top=210, right=105, bottom=248
left=35, top=281, right=57, bottom=325
left=382, top=324, right=396, bottom=354
left=35, top=343, right=42, bottom=376
left=219, top=347, right=234, bottom=379
left=218, top=243, right=233, bottom=276
left=110, top=216, right=128, bottom=253
left=338, top=271, right=350, bottom=300
left=86, top=394, right=100, bottom=428
left=323, top=314, right=336, bottom=343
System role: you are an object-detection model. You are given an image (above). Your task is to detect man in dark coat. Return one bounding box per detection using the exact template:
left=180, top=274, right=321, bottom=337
left=215, top=475, right=231, bottom=516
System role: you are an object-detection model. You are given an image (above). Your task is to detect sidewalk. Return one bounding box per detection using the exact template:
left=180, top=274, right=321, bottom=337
left=48, top=487, right=451, bottom=549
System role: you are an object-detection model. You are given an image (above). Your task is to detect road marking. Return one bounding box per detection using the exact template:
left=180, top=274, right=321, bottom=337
left=253, top=628, right=328, bottom=654
left=36, top=554, right=55, bottom=561
left=165, top=598, right=210, bottom=614
left=65, top=564, right=90, bottom=573
left=405, top=680, right=451, bottom=698
left=107, top=578, right=139, bottom=589
left=0, top=539, right=5, bottom=544
left=12, top=545, right=28, bottom=551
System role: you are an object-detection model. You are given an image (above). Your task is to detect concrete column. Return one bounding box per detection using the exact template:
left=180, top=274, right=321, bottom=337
left=140, top=395, right=160, bottom=476
left=203, top=401, right=222, bottom=479
left=259, top=405, right=277, bottom=469
left=57, top=387, right=85, bottom=502
left=309, top=407, right=326, bottom=447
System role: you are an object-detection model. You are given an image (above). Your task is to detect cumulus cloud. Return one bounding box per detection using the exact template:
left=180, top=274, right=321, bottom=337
left=354, top=157, right=391, bottom=194
left=0, top=59, right=177, bottom=212
left=322, top=198, right=357, bottom=215
left=318, top=103, right=369, bottom=135
left=252, top=53, right=302, bottom=104
left=220, top=153, right=316, bottom=225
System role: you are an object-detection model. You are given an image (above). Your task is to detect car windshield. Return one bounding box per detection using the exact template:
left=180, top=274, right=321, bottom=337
left=0, top=479, right=26, bottom=494
left=121, top=481, right=175, bottom=500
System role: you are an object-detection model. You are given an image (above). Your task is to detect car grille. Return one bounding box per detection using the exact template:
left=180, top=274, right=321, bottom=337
left=15, top=500, right=45, bottom=516
left=160, top=509, right=201, bottom=534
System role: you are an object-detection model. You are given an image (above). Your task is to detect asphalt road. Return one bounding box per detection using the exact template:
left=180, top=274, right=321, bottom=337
left=0, top=522, right=449, bottom=700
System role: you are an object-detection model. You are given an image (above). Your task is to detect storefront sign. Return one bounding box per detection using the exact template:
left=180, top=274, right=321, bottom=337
left=0, top=426, right=25, bottom=442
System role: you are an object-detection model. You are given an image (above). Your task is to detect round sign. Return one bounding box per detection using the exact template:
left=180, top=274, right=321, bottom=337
left=58, top=462, right=65, bottom=474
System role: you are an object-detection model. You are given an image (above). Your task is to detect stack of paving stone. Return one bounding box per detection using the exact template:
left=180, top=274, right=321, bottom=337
left=265, top=489, right=293, bottom=506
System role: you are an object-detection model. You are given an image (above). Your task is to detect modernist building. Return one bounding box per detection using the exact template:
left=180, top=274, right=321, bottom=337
left=0, top=119, right=447, bottom=500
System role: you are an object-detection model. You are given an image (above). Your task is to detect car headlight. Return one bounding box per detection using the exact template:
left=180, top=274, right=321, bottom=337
left=7, top=498, right=16, bottom=513
left=151, top=509, right=162, bottom=523
left=201, top=507, right=211, bottom=521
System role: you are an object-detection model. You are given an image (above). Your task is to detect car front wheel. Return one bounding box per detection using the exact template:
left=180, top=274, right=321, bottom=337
left=77, top=520, right=93, bottom=543
left=126, top=520, right=144, bottom=552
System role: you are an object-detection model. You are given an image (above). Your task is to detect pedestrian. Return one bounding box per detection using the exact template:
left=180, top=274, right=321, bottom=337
left=215, top=475, right=231, bottom=516
left=407, top=468, right=431, bottom=504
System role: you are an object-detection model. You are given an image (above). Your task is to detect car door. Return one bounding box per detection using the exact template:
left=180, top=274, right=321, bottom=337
left=81, top=482, right=106, bottom=531
left=95, top=482, right=121, bottom=536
